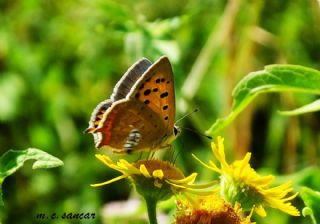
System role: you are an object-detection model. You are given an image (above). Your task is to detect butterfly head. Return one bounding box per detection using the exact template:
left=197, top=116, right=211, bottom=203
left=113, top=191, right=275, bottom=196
left=162, top=125, right=181, bottom=147
left=173, top=125, right=181, bottom=138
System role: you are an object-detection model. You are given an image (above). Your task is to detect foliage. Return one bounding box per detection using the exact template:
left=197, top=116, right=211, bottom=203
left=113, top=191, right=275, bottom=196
left=207, top=65, right=320, bottom=135
left=301, top=187, right=320, bottom=224
left=0, top=148, right=63, bottom=206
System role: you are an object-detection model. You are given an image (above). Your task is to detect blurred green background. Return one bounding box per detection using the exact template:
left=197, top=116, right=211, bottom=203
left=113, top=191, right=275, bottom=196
left=0, top=0, right=320, bottom=223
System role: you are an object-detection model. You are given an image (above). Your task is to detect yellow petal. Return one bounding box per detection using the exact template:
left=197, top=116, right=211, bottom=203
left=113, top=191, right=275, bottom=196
left=208, top=161, right=222, bottom=173
left=139, top=164, right=151, bottom=177
left=265, top=183, right=293, bottom=198
left=90, top=175, right=127, bottom=187
left=185, top=180, right=218, bottom=189
left=95, top=154, right=114, bottom=166
left=170, top=173, right=197, bottom=184
left=183, top=188, right=216, bottom=196
left=212, top=137, right=229, bottom=169
left=237, top=153, right=251, bottom=177
left=210, top=142, right=220, bottom=160
left=255, top=205, right=267, bottom=217
left=266, top=198, right=300, bottom=216
left=95, top=154, right=123, bottom=171
left=167, top=181, right=216, bottom=195
left=266, top=182, right=292, bottom=195
left=119, top=159, right=138, bottom=170
left=152, top=169, right=164, bottom=180
left=192, top=154, right=218, bottom=172
left=116, top=161, right=129, bottom=170
left=165, top=180, right=187, bottom=189
left=251, top=175, right=274, bottom=186
left=282, top=192, right=299, bottom=201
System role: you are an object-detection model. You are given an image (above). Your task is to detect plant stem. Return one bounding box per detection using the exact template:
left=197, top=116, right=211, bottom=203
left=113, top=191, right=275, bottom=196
left=145, top=197, right=158, bottom=224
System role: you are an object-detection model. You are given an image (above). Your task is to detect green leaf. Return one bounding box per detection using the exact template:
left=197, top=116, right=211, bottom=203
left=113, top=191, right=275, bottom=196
left=300, top=187, right=320, bottom=224
left=278, top=99, right=320, bottom=116
left=275, top=167, right=320, bottom=191
left=0, top=148, right=63, bottom=206
left=206, top=65, right=320, bottom=135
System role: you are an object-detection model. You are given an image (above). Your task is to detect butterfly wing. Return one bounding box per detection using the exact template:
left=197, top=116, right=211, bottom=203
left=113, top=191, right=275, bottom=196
left=86, top=58, right=151, bottom=133
left=93, top=98, right=168, bottom=153
left=111, top=58, right=152, bottom=101
left=127, top=56, right=176, bottom=136
left=87, top=56, right=176, bottom=153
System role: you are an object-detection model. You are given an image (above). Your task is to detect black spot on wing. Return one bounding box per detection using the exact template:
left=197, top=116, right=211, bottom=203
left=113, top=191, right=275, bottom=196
left=160, top=92, right=169, bottom=98
left=144, top=89, right=151, bottom=96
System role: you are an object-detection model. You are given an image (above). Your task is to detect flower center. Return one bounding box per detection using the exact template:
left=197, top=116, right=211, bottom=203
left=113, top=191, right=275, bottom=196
left=176, top=206, right=242, bottom=224
left=133, top=160, right=184, bottom=180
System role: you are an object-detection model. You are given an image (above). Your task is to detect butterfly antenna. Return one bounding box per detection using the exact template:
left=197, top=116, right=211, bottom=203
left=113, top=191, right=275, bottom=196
left=175, top=108, right=199, bottom=124
left=180, top=127, right=212, bottom=140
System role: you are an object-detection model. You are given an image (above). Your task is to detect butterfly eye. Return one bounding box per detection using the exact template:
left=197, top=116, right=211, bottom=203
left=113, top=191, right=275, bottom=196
left=173, top=126, right=181, bottom=136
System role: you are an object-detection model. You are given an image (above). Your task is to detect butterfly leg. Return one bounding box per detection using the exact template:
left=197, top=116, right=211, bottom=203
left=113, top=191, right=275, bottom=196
left=123, top=129, right=141, bottom=153
left=148, top=150, right=157, bottom=160
left=165, top=144, right=178, bottom=163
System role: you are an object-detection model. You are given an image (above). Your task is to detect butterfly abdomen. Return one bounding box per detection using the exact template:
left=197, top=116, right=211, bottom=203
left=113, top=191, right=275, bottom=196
left=123, top=129, right=141, bottom=153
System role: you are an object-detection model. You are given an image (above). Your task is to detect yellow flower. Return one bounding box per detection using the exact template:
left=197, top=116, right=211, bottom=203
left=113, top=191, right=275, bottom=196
left=91, top=154, right=216, bottom=201
left=175, top=193, right=253, bottom=224
left=194, top=137, right=300, bottom=217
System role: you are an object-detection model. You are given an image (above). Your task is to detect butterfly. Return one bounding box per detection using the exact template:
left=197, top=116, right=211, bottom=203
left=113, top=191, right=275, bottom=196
left=85, top=56, right=180, bottom=154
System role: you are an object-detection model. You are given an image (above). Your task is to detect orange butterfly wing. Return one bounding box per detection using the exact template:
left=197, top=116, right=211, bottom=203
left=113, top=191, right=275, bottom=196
left=128, top=56, right=176, bottom=135
left=87, top=56, right=176, bottom=153
left=94, top=99, right=168, bottom=152
left=86, top=58, right=152, bottom=133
